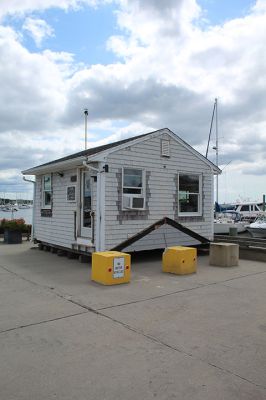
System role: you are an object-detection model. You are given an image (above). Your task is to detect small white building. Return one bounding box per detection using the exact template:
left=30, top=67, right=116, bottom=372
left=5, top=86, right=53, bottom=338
left=22, top=128, right=221, bottom=254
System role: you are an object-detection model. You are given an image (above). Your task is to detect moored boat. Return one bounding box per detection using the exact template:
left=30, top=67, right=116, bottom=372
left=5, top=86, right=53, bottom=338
left=18, top=204, right=31, bottom=209
left=0, top=204, right=18, bottom=212
left=216, top=201, right=263, bottom=222
left=214, top=211, right=247, bottom=234
left=247, top=213, right=266, bottom=238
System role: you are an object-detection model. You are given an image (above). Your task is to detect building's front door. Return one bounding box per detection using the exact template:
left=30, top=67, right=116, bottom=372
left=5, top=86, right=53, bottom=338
left=80, top=170, right=92, bottom=238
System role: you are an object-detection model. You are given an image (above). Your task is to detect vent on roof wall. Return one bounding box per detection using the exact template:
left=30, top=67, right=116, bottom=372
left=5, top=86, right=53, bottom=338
left=161, top=139, right=170, bottom=157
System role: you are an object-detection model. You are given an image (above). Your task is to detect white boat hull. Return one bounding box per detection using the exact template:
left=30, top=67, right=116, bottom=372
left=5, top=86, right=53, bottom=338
left=214, top=222, right=247, bottom=235
left=247, top=227, right=266, bottom=238
left=246, top=214, right=266, bottom=238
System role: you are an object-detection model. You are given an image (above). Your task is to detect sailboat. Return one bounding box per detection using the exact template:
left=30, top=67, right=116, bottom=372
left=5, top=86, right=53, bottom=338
left=206, top=99, right=246, bottom=235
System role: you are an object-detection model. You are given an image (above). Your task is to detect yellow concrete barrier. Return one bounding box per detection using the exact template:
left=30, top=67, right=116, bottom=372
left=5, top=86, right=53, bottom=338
left=91, top=251, right=131, bottom=285
left=162, top=246, right=197, bottom=275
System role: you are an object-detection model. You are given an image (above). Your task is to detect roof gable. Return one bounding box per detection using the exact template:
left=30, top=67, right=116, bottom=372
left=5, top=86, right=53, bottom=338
left=22, top=128, right=221, bottom=175
left=87, top=128, right=220, bottom=173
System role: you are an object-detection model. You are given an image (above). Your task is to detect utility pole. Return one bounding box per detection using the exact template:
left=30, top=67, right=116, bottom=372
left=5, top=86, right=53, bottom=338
left=84, top=108, right=88, bottom=150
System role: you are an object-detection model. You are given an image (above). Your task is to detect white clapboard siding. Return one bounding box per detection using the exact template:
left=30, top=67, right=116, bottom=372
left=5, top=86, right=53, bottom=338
left=34, top=169, right=97, bottom=249
left=104, top=132, right=214, bottom=250
left=34, top=171, right=76, bottom=248
left=123, top=225, right=201, bottom=252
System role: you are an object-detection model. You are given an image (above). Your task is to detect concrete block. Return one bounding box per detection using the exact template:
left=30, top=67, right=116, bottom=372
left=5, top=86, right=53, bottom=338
left=210, top=243, right=239, bottom=267
left=162, top=246, right=197, bottom=275
left=91, top=251, right=131, bottom=285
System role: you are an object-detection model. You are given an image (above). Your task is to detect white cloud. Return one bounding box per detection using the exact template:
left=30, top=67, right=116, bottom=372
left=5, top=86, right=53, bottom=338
left=64, top=0, right=266, bottom=143
left=0, top=0, right=266, bottom=201
left=252, top=0, right=266, bottom=12
left=0, top=0, right=101, bottom=20
left=0, top=25, right=67, bottom=133
left=23, top=17, right=54, bottom=47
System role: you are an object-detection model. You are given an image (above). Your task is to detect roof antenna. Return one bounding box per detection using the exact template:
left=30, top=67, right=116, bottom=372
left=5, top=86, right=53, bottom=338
left=84, top=108, right=88, bottom=150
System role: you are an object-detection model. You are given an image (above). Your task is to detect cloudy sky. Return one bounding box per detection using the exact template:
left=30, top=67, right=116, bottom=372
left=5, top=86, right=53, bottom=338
left=0, top=0, right=265, bottom=203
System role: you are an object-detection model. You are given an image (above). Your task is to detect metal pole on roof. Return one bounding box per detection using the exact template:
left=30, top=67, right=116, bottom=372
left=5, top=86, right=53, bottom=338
left=84, top=108, right=88, bottom=150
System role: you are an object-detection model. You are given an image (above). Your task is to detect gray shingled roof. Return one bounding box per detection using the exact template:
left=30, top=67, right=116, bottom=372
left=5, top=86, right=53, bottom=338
left=22, top=128, right=220, bottom=174
left=26, top=130, right=154, bottom=171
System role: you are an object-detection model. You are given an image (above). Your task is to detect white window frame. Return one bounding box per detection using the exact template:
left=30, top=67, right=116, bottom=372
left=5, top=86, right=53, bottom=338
left=122, top=167, right=146, bottom=210
left=178, top=173, right=202, bottom=216
left=66, top=185, right=76, bottom=202
left=42, top=174, right=52, bottom=209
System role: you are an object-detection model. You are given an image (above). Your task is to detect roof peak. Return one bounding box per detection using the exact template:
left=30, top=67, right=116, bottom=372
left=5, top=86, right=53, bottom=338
left=22, top=128, right=171, bottom=173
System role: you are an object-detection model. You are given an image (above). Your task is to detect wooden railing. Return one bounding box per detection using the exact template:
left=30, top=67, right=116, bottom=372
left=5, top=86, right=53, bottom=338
left=214, top=235, right=266, bottom=248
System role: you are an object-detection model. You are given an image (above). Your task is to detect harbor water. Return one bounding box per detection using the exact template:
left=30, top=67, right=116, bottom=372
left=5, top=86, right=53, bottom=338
left=0, top=208, right=33, bottom=224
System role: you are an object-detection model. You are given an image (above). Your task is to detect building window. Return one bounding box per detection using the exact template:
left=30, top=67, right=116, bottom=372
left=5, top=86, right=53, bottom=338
left=42, top=174, right=52, bottom=209
left=123, top=168, right=143, bottom=194
left=122, top=168, right=145, bottom=209
left=66, top=186, right=76, bottom=202
left=178, top=174, right=202, bottom=215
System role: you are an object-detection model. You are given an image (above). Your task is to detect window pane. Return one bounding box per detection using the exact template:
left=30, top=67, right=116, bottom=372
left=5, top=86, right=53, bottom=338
left=83, top=174, right=91, bottom=228
left=179, top=193, right=199, bottom=213
left=44, top=175, right=51, bottom=190
left=44, top=191, right=51, bottom=206
left=123, top=188, right=142, bottom=195
left=124, top=169, right=142, bottom=188
left=67, top=186, right=76, bottom=201
left=84, top=175, right=91, bottom=197
left=179, top=175, right=199, bottom=193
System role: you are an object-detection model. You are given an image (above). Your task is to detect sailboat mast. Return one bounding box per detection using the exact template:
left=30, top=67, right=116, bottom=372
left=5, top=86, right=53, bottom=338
left=205, top=101, right=216, bottom=158
left=215, top=98, right=218, bottom=204
left=206, top=98, right=219, bottom=204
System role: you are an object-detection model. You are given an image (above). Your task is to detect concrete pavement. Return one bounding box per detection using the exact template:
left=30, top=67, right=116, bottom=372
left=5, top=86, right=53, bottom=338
left=0, top=242, right=266, bottom=399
